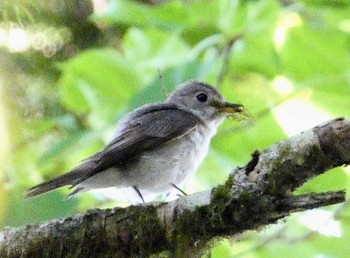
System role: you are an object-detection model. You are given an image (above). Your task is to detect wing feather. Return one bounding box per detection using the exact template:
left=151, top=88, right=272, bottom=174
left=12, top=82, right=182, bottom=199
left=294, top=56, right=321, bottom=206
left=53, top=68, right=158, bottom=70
left=25, top=104, right=203, bottom=197
left=84, top=105, right=202, bottom=178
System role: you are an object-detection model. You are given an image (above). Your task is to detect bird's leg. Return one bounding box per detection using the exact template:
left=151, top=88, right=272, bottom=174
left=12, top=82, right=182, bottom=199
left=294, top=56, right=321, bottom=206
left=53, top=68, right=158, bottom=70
left=170, top=183, right=187, bottom=196
left=133, top=186, right=145, bottom=203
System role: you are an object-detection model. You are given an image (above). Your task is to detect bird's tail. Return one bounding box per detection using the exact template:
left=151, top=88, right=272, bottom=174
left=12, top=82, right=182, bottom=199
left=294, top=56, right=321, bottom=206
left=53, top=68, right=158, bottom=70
left=25, top=165, right=89, bottom=198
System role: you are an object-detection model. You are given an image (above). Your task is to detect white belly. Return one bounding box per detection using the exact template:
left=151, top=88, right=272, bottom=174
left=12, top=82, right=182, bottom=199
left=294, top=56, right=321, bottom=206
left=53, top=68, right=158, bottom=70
left=79, top=120, right=223, bottom=202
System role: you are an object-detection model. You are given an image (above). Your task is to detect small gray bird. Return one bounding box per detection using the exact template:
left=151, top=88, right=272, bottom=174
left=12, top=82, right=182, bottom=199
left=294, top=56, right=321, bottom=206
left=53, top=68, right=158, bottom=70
left=25, top=81, right=244, bottom=203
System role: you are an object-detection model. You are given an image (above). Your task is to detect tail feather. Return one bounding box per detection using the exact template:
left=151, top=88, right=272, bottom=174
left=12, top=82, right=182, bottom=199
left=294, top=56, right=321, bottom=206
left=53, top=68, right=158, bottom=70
left=25, top=166, right=89, bottom=198
left=65, top=187, right=87, bottom=200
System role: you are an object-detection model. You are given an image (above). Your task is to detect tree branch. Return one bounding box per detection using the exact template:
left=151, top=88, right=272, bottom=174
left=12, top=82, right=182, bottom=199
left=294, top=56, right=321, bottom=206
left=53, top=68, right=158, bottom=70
left=1, top=118, right=349, bottom=257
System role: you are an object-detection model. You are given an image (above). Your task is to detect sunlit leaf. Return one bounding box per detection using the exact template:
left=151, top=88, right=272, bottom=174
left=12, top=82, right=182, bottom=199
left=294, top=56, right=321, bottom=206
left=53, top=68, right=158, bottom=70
left=1, top=189, right=78, bottom=228
left=280, top=25, right=349, bottom=81
left=59, top=48, right=142, bottom=125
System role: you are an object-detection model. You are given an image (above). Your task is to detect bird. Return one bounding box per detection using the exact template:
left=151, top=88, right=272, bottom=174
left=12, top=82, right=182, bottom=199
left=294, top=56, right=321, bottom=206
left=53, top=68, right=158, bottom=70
left=25, top=81, right=244, bottom=203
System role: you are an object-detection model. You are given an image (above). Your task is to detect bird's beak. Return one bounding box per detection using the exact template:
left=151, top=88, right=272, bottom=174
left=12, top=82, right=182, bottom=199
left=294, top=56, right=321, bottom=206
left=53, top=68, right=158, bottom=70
left=222, top=102, right=245, bottom=114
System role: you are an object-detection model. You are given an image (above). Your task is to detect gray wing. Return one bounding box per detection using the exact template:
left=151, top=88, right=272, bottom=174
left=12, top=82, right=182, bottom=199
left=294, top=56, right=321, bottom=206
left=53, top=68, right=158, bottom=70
left=84, top=104, right=203, bottom=178
left=25, top=104, right=202, bottom=197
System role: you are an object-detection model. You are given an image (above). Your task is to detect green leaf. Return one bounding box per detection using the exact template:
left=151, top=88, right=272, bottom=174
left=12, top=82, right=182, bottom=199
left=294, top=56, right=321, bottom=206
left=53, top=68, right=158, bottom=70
left=296, top=167, right=350, bottom=194
left=37, top=130, right=86, bottom=166
left=310, top=78, right=350, bottom=117
left=218, top=0, right=249, bottom=35
left=127, top=57, right=217, bottom=111
left=58, top=48, right=141, bottom=125
left=122, top=28, right=191, bottom=82
left=302, top=0, right=350, bottom=8
left=230, top=34, right=280, bottom=78
left=1, top=188, right=78, bottom=228
left=94, top=0, right=189, bottom=30
left=307, top=232, right=350, bottom=258
left=280, top=25, right=350, bottom=81
left=226, top=0, right=280, bottom=77
left=257, top=240, right=318, bottom=258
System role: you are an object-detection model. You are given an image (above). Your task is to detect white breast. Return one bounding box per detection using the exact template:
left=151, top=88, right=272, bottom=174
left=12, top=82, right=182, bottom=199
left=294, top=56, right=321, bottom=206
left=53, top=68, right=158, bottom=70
left=132, top=118, right=224, bottom=198
left=176, top=118, right=224, bottom=184
left=79, top=118, right=224, bottom=203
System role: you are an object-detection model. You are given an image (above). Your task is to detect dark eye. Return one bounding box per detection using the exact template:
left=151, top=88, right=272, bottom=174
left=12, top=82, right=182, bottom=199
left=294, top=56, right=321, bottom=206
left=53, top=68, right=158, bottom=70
left=196, top=93, right=208, bottom=103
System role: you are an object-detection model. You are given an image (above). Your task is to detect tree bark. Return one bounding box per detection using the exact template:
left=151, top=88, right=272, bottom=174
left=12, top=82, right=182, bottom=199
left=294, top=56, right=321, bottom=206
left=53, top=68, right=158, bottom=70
left=1, top=118, right=349, bottom=258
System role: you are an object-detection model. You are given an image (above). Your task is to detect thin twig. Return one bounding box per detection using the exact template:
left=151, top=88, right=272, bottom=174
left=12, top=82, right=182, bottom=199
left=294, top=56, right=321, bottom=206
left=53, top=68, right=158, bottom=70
left=215, top=35, right=242, bottom=89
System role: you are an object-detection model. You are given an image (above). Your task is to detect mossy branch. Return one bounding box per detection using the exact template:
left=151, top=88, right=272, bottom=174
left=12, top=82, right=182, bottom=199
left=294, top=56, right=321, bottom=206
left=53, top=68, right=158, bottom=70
left=1, top=118, right=349, bottom=257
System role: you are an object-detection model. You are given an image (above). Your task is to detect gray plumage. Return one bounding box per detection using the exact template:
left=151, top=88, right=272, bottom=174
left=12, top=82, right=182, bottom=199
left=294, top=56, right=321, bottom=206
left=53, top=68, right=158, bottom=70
left=25, top=81, right=244, bottom=202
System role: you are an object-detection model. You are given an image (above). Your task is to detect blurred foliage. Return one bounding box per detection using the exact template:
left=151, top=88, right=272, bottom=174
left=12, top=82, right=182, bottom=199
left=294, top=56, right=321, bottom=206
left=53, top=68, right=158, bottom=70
left=0, top=0, right=349, bottom=257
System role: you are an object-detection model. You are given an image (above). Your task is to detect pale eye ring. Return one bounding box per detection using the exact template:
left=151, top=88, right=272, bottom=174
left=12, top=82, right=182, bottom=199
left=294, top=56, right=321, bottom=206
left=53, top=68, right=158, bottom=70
left=196, top=93, right=208, bottom=103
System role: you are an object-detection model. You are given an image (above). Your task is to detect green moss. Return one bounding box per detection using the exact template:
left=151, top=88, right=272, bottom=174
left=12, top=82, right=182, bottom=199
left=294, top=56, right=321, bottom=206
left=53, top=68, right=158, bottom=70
left=267, top=142, right=330, bottom=196
left=171, top=175, right=277, bottom=256
left=266, top=143, right=294, bottom=195
left=121, top=206, right=168, bottom=256
left=170, top=178, right=236, bottom=255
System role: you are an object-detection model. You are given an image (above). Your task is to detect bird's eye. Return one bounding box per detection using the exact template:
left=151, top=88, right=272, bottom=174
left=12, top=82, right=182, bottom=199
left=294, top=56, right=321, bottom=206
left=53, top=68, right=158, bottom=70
left=196, top=93, right=208, bottom=103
